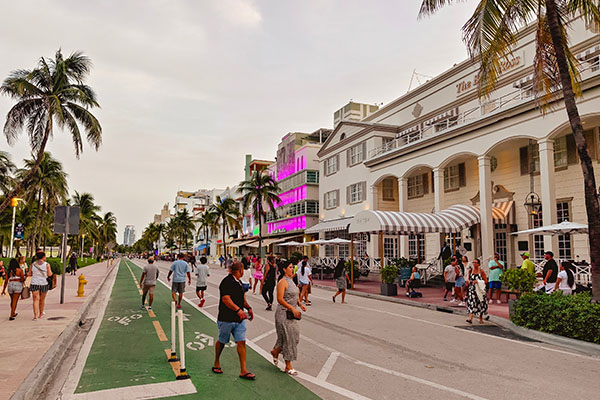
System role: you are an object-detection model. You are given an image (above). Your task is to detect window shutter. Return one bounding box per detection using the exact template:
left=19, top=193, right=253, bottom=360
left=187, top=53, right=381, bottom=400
left=346, top=185, right=351, bottom=204
left=566, top=134, right=577, bottom=165
left=519, top=146, right=529, bottom=175
left=323, top=193, right=328, bottom=209
left=335, top=154, right=340, bottom=172
left=422, top=173, right=429, bottom=194
left=361, top=181, right=367, bottom=201
left=347, top=149, right=352, bottom=167
left=362, top=142, right=367, bottom=162
left=458, top=163, right=466, bottom=187
left=323, top=160, right=329, bottom=177
left=335, top=189, right=340, bottom=207
left=431, top=171, right=435, bottom=192
left=584, top=130, right=596, bottom=160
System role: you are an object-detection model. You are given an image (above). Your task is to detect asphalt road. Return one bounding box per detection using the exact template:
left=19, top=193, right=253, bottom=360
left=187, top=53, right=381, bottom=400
left=134, top=259, right=600, bottom=400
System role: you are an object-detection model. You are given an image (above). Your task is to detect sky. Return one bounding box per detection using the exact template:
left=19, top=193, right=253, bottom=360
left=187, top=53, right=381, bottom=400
left=0, top=0, right=478, bottom=243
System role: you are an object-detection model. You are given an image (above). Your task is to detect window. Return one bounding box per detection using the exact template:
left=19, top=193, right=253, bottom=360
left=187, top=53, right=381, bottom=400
left=382, top=178, right=395, bottom=201
left=324, top=190, right=339, bottom=210
left=383, top=237, right=398, bottom=258
left=325, top=155, right=338, bottom=176
left=554, top=136, right=568, bottom=168
left=306, top=170, right=319, bottom=183
left=444, top=165, right=460, bottom=190
left=409, top=234, right=425, bottom=261
left=557, top=201, right=572, bottom=260
left=340, top=133, right=346, bottom=141
left=494, top=223, right=508, bottom=264
left=408, top=175, right=424, bottom=199
left=533, top=208, right=544, bottom=261
left=348, top=143, right=366, bottom=166
left=348, top=182, right=366, bottom=204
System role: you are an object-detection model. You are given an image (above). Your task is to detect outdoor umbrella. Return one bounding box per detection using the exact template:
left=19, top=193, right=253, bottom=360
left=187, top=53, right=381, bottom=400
left=303, top=240, right=328, bottom=246
left=279, top=241, right=303, bottom=246
left=512, top=221, right=588, bottom=236
left=323, top=238, right=351, bottom=244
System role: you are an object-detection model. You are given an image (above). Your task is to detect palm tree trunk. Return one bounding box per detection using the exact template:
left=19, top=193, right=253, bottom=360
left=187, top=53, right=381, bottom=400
left=0, top=126, right=51, bottom=215
left=0, top=234, right=4, bottom=257
left=222, top=220, right=227, bottom=258
left=36, top=202, right=46, bottom=252
left=205, top=226, right=209, bottom=256
left=546, top=0, right=600, bottom=301
left=31, top=188, right=43, bottom=252
left=258, top=202, right=263, bottom=260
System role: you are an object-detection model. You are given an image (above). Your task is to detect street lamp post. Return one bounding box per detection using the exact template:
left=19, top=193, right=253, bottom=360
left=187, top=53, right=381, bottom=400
left=81, top=234, right=85, bottom=261
left=8, top=198, right=24, bottom=258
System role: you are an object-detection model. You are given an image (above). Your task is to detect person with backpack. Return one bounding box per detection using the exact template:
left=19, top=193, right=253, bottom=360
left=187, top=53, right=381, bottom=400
left=29, top=252, right=53, bottom=321
left=332, top=259, right=350, bottom=304
left=69, top=252, right=78, bottom=275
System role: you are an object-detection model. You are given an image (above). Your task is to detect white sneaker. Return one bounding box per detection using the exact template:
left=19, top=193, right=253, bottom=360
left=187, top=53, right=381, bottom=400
left=496, top=300, right=501, bottom=304
left=458, top=302, right=466, bottom=307
left=450, top=299, right=457, bottom=303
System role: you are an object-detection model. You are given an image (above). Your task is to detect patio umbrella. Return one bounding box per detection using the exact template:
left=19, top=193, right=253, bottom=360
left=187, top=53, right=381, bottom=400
left=512, top=221, right=588, bottom=236
left=323, top=238, right=351, bottom=244
left=279, top=241, right=303, bottom=246
left=303, top=239, right=327, bottom=246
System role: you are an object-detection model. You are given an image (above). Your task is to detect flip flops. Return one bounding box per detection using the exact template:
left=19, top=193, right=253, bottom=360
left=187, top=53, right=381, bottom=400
left=211, top=367, right=223, bottom=374
left=239, top=372, right=256, bottom=380
left=285, top=369, right=298, bottom=376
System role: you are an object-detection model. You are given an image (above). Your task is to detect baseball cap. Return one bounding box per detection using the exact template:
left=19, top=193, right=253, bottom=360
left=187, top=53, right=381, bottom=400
left=520, top=252, right=530, bottom=257
left=544, top=251, right=554, bottom=257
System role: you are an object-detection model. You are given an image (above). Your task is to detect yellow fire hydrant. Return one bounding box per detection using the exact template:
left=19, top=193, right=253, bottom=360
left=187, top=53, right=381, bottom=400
left=77, top=274, right=88, bottom=297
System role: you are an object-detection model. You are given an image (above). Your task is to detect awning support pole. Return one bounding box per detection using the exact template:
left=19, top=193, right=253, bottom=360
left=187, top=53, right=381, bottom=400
left=350, top=233, right=354, bottom=289
left=379, top=233, right=384, bottom=282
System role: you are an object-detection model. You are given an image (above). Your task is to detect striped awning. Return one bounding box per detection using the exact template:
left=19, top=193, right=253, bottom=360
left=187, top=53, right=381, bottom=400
left=349, top=204, right=481, bottom=234
left=246, top=237, right=286, bottom=248
left=577, top=45, right=600, bottom=61
left=424, top=107, right=459, bottom=126
left=305, top=217, right=354, bottom=234
left=474, top=201, right=515, bottom=223
left=229, top=239, right=257, bottom=248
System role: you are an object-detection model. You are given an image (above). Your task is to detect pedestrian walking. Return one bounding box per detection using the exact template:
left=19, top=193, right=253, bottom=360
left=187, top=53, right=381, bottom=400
left=18, top=256, right=29, bottom=276
left=69, top=252, right=78, bottom=275
left=465, top=258, right=488, bottom=324
left=29, top=252, right=53, bottom=321
left=487, top=253, right=504, bottom=304
left=332, top=259, right=350, bottom=303
left=271, top=262, right=306, bottom=375
left=196, top=256, right=210, bottom=307
left=2, top=259, right=25, bottom=320
left=454, top=258, right=466, bottom=306
left=241, top=261, right=252, bottom=292
left=262, top=256, right=276, bottom=310
left=541, top=251, right=559, bottom=293
left=555, top=261, right=576, bottom=295
left=188, top=253, right=196, bottom=272
left=139, top=257, right=159, bottom=310
left=213, top=261, right=255, bottom=380
left=252, top=257, right=263, bottom=294
left=443, top=257, right=457, bottom=301
left=167, top=253, right=191, bottom=309
left=296, top=259, right=312, bottom=306
left=0, top=261, right=5, bottom=289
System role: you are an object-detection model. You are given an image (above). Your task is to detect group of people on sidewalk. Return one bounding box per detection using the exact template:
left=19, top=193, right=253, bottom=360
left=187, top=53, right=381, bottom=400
left=1, top=251, right=54, bottom=321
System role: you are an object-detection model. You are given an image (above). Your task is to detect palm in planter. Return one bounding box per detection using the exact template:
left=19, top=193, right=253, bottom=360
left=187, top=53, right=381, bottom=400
left=380, top=263, right=399, bottom=296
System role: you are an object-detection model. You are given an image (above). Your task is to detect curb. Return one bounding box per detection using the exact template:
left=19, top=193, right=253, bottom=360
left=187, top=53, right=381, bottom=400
left=11, top=260, right=121, bottom=400
left=312, top=282, right=600, bottom=358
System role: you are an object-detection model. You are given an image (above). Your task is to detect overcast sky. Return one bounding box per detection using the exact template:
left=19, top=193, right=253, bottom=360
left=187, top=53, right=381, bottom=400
left=0, top=0, right=478, bottom=243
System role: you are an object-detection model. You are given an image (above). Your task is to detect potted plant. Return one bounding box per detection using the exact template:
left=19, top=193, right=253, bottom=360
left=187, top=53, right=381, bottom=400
left=345, top=260, right=360, bottom=284
left=499, top=268, right=537, bottom=316
left=380, top=263, right=399, bottom=296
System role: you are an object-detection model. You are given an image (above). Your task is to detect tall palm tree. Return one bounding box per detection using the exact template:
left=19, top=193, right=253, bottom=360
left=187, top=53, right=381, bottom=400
left=16, top=152, right=68, bottom=252
left=98, top=211, right=117, bottom=254
left=196, top=209, right=218, bottom=256
left=0, top=49, right=102, bottom=214
left=209, top=196, right=241, bottom=257
left=174, top=209, right=195, bottom=252
left=0, top=151, right=15, bottom=195
left=72, top=191, right=101, bottom=254
left=238, top=170, right=281, bottom=257
left=419, top=0, right=600, bottom=300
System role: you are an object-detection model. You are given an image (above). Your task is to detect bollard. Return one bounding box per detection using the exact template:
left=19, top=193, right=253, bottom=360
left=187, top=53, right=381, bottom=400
left=168, top=302, right=179, bottom=362
left=77, top=274, right=87, bottom=297
left=176, top=309, right=190, bottom=379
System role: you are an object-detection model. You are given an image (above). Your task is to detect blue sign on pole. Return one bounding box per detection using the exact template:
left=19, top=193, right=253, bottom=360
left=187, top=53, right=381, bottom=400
left=14, top=223, right=24, bottom=240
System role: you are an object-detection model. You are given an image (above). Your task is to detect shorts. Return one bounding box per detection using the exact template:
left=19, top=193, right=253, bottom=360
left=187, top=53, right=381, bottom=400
left=196, top=285, right=207, bottom=291
left=217, top=320, right=247, bottom=344
left=30, top=284, right=49, bottom=293
left=142, top=284, right=155, bottom=296
left=172, top=281, right=185, bottom=294
left=445, top=282, right=454, bottom=291
left=489, top=281, right=502, bottom=290
left=241, top=283, right=250, bottom=292
left=7, top=281, right=23, bottom=294
left=455, top=277, right=465, bottom=287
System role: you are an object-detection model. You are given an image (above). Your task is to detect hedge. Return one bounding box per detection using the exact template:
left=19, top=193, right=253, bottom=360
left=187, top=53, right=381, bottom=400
left=1, top=257, right=101, bottom=275
left=511, top=292, right=600, bottom=344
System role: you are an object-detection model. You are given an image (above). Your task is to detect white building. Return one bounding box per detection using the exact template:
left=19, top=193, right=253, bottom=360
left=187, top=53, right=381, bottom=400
left=123, top=225, right=136, bottom=246
left=312, top=18, right=599, bottom=281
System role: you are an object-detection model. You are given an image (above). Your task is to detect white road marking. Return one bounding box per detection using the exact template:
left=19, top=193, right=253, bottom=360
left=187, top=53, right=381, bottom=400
left=252, top=328, right=276, bottom=342
left=69, top=379, right=196, bottom=400
left=316, top=352, right=339, bottom=382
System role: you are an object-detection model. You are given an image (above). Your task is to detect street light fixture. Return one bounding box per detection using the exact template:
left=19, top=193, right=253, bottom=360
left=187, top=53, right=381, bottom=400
left=8, top=197, right=25, bottom=258
left=523, top=192, right=542, bottom=216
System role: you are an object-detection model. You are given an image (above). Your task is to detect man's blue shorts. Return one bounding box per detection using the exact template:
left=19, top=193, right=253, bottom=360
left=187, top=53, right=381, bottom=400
left=217, top=320, right=247, bottom=344
left=488, top=281, right=502, bottom=290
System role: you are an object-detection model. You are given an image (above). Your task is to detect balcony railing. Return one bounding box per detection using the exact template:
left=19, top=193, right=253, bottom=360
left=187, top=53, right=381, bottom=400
left=368, top=59, right=600, bottom=162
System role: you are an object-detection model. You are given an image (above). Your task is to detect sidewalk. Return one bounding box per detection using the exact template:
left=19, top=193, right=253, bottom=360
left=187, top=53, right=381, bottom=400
left=0, top=260, right=113, bottom=400
left=312, top=277, right=510, bottom=319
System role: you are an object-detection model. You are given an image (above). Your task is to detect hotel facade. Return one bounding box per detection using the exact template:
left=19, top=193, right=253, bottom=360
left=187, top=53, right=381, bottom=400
left=311, top=17, right=600, bottom=276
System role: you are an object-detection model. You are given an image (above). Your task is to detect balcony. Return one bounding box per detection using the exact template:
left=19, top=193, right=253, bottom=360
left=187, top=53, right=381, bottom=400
left=266, top=200, right=320, bottom=222
left=278, top=170, right=319, bottom=192
left=367, top=57, right=600, bottom=163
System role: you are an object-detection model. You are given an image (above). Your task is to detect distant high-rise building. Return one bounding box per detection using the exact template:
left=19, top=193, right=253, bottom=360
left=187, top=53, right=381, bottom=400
left=123, top=225, right=136, bottom=246
left=333, top=101, right=379, bottom=127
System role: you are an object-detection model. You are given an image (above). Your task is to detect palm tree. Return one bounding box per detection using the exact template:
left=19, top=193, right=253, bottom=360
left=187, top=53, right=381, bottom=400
left=16, top=152, right=68, bottom=253
left=209, top=196, right=241, bottom=258
left=0, top=151, right=15, bottom=195
left=238, top=170, right=281, bottom=257
left=98, top=212, right=117, bottom=254
left=0, top=49, right=102, bottom=215
left=419, top=0, right=600, bottom=300
left=72, top=191, right=101, bottom=255
left=174, top=210, right=195, bottom=252
left=196, top=209, right=218, bottom=256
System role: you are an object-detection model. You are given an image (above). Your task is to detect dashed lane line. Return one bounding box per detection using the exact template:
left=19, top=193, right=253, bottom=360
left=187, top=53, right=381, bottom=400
left=153, top=320, right=168, bottom=342
left=252, top=328, right=276, bottom=342
left=69, top=379, right=196, bottom=400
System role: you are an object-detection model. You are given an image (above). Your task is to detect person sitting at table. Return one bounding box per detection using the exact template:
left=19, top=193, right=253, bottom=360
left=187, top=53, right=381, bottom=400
left=405, top=266, right=421, bottom=296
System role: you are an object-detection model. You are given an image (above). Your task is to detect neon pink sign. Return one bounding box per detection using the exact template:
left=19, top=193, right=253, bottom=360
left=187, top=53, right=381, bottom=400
left=275, top=185, right=307, bottom=208
left=267, top=216, right=306, bottom=234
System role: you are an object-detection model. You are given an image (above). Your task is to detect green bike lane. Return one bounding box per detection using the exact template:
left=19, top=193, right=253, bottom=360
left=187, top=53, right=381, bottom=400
left=75, top=259, right=320, bottom=399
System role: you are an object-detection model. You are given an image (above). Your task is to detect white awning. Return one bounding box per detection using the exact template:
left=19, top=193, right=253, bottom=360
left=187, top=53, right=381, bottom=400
left=246, top=237, right=286, bottom=248
left=349, top=204, right=480, bottom=234
left=229, top=239, right=257, bottom=248
left=305, top=217, right=354, bottom=234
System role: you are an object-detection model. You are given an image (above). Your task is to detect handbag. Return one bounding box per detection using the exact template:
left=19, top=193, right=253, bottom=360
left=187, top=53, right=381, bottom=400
left=48, top=274, right=57, bottom=290
left=286, top=310, right=301, bottom=320
left=21, top=285, right=30, bottom=299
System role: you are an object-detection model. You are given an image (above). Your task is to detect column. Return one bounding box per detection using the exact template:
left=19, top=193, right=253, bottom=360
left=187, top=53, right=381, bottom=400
left=398, top=177, right=409, bottom=257
left=538, top=139, right=558, bottom=253
left=478, top=155, right=494, bottom=268
left=367, top=183, right=378, bottom=211
left=431, top=168, right=445, bottom=258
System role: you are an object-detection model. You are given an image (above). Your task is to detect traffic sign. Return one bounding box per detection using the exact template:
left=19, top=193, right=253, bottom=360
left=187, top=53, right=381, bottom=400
left=53, top=206, right=80, bottom=235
